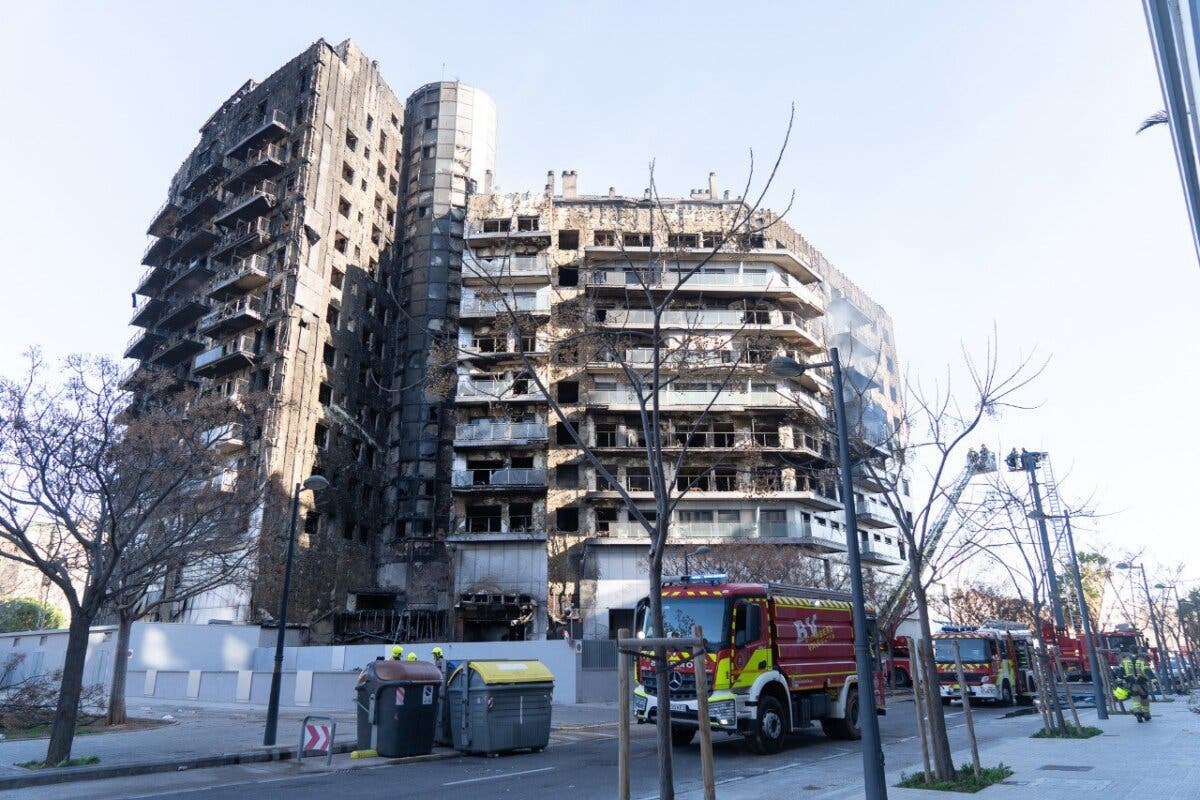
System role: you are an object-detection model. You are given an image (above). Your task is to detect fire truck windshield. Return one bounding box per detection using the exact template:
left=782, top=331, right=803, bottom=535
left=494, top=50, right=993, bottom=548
left=934, top=638, right=990, bottom=663
left=643, top=597, right=730, bottom=645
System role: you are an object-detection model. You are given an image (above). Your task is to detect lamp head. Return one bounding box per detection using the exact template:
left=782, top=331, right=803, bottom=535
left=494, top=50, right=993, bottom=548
left=1154, top=583, right=1168, bottom=590
left=1116, top=562, right=1131, bottom=570
left=303, top=474, right=330, bottom=492
left=767, top=355, right=807, bottom=379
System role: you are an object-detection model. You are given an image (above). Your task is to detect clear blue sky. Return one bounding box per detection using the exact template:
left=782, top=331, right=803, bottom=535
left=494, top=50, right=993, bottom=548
left=2, top=2, right=1196, bottom=584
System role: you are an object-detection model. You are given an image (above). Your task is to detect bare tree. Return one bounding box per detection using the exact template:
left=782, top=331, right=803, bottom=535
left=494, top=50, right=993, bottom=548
left=0, top=352, right=262, bottom=763
left=850, top=335, right=1045, bottom=780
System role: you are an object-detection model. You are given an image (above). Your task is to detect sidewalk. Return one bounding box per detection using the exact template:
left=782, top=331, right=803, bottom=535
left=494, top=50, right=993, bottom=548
left=0, top=698, right=617, bottom=789
left=698, top=697, right=1200, bottom=799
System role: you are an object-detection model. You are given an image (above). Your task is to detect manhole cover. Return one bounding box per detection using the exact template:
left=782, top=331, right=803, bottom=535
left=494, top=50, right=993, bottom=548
left=1039, top=765, right=1094, bottom=772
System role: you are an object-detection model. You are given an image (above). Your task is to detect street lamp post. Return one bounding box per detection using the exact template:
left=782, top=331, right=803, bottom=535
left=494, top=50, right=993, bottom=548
left=769, top=351, right=887, bottom=800
left=683, top=545, right=710, bottom=575
left=263, top=474, right=330, bottom=746
left=1116, top=561, right=1173, bottom=695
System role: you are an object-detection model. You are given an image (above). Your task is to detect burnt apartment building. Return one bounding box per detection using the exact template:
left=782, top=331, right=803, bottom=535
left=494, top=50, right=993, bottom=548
left=127, top=39, right=904, bottom=641
left=449, top=173, right=908, bottom=641
left=126, top=40, right=404, bottom=624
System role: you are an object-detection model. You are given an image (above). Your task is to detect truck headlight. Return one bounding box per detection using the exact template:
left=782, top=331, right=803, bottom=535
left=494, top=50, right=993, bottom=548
left=635, top=694, right=648, bottom=712
left=708, top=700, right=735, bottom=723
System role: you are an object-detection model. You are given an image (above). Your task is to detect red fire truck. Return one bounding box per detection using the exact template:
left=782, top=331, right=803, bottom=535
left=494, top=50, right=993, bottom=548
left=1099, top=626, right=1151, bottom=665
left=1040, top=622, right=1088, bottom=680
left=932, top=623, right=1037, bottom=706
left=633, top=575, right=885, bottom=754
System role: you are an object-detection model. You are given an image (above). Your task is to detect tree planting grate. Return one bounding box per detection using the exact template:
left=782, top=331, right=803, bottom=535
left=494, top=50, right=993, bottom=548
left=1038, top=765, right=1094, bottom=772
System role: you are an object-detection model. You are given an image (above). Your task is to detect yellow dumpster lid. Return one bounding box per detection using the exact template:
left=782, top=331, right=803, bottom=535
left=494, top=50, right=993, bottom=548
left=465, top=660, right=555, bottom=685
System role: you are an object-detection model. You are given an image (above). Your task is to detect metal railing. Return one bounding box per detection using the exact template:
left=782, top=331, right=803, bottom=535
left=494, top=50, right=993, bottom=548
left=460, top=295, right=549, bottom=315
left=194, top=335, right=254, bottom=370
left=456, top=380, right=544, bottom=400
left=588, top=388, right=798, bottom=408
left=454, top=421, right=548, bottom=443
left=211, top=254, right=270, bottom=285
left=200, top=296, right=263, bottom=329
left=462, top=253, right=550, bottom=278
left=452, top=468, right=547, bottom=487
left=600, top=308, right=817, bottom=334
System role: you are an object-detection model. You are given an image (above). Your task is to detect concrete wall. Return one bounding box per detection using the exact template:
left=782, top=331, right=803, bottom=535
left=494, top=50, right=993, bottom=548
left=1, top=623, right=588, bottom=707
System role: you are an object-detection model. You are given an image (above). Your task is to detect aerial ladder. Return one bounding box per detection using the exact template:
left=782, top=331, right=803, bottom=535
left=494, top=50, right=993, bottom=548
left=877, top=445, right=997, bottom=636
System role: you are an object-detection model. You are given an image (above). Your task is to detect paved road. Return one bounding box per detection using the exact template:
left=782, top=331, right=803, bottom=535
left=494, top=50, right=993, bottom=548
left=10, top=698, right=1043, bottom=799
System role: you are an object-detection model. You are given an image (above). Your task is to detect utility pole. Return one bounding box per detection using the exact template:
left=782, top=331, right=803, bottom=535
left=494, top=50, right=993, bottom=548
left=1005, top=449, right=1066, bottom=629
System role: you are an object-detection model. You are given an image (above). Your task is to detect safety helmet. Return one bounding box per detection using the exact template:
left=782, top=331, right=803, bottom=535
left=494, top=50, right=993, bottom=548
left=1113, top=686, right=1130, bottom=701
left=391, top=645, right=403, bottom=658
left=406, top=652, right=418, bottom=661
left=431, top=647, right=444, bottom=657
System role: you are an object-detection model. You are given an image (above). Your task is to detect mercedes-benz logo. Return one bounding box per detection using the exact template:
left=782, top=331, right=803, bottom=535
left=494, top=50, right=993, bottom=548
left=669, top=670, right=684, bottom=691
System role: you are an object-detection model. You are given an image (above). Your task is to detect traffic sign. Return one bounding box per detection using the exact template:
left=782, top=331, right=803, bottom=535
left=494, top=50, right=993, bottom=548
left=297, top=714, right=337, bottom=766
left=304, top=723, right=331, bottom=751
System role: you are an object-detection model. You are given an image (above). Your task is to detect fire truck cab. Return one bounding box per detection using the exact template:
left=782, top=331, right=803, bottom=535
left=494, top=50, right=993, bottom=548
left=933, top=622, right=1036, bottom=706
left=632, top=575, right=885, bottom=755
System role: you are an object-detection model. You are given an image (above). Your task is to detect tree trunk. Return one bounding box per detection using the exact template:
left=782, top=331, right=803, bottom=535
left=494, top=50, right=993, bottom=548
left=106, top=611, right=133, bottom=726
left=911, top=578, right=955, bottom=780
left=46, top=613, right=92, bottom=765
left=647, top=539, right=674, bottom=800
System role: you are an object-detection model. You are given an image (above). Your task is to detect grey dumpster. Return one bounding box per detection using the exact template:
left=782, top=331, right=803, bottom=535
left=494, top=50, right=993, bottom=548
left=354, top=659, right=443, bottom=757
left=447, top=660, right=554, bottom=755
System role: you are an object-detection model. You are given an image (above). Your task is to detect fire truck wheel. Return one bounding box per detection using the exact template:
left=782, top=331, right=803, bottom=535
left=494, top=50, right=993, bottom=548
left=821, top=688, right=862, bottom=740
left=894, top=668, right=910, bottom=688
left=747, top=695, right=787, bottom=754
left=998, top=681, right=1014, bottom=707
left=671, top=725, right=696, bottom=747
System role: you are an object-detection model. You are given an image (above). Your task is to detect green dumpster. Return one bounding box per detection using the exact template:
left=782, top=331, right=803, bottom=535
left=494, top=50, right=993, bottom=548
left=447, top=660, right=554, bottom=755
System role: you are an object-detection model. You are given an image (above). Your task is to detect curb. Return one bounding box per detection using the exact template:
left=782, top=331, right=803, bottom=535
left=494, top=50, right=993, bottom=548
left=0, top=740, right=357, bottom=791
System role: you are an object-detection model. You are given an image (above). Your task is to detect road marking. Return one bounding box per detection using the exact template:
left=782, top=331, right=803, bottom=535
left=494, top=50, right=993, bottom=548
left=442, top=766, right=555, bottom=786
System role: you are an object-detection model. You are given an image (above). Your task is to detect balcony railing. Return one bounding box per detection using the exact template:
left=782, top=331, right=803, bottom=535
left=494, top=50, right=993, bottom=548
left=460, top=296, right=550, bottom=316
left=225, top=109, right=291, bottom=159
left=600, top=308, right=818, bottom=335
left=215, top=180, right=278, bottom=226
left=193, top=335, right=255, bottom=377
left=199, top=296, right=264, bottom=337
left=456, top=380, right=545, bottom=401
left=588, top=388, right=800, bottom=409
left=213, top=217, right=271, bottom=259
left=452, top=468, right=547, bottom=488
left=462, top=253, right=550, bottom=279
left=182, top=149, right=229, bottom=193
left=208, top=254, right=271, bottom=300
left=607, top=519, right=791, bottom=539
left=454, top=421, right=548, bottom=445
left=226, top=143, right=286, bottom=189
left=586, top=269, right=824, bottom=308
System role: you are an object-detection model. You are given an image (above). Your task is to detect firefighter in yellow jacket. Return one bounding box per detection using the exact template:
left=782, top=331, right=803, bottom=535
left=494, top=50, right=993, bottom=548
left=1117, top=651, right=1155, bottom=722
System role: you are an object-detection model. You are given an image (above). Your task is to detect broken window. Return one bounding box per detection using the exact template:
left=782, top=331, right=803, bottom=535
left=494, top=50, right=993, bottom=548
left=509, top=502, right=535, bottom=532
left=366, top=114, right=374, bottom=131
left=517, top=216, right=540, bottom=232
left=556, top=507, right=579, bottom=533
left=313, top=423, right=329, bottom=449
left=345, top=130, right=358, bottom=151
left=304, top=511, right=320, bottom=535
left=338, top=197, right=351, bottom=218
left=668, top=233, right=699, bottom=248
left=482, top=218, right=512, bottom=233
left=556, top=381, right=579, bottom=403
left=593, top=230, right=616, bottom=247
left=557, top=266, right=578, bottom=287
left=326, top=304, right=340, bottom=328
left=594, top=422, right=617, bottom=447
left=318, top=383, right=332, bottom=405
left=342, top=162, right=355, bottom=183
left=331, top=268, right=344, bottom=289
left=334, top=232, right=348, bottom=254
left=557, top=229, right=580, bottom=249
left=556, top=463, right=579, bottom=489
left=702, top=231, right=723, bottom=248
left=623, top=232, right=652, bottom=247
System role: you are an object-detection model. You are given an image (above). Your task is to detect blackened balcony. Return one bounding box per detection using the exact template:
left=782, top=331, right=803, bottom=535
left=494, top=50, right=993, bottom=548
left=176, top=190, right=224, bottom=227
left=199, top=296, right=264, bottom=337
left=226, top=144, right=286, bottom=191
left=193, top=335, right=255, bottom=378
left=124, top=328, right=166, bottom=360
left=212, top=217, right=271, bottom=261
left=172, top=224, right=220, bottom=261
left=141, top=234, right=177, bottom=268
left=134, top=263, right=171, bottom=296
left=156, top=293, right=210, bottom=331
left=147, top=199, right=181, bottom=238
left=182, top=149, right=229, bottom=196
left=225, top=109, right=291, bottom=160
left=119, top=362, right=195, bottom=392
left=150, top=332, right=205, bottom=367
left=208, top=254, right=270, bottom=301
left=163, top=257, right=217, bottom=294
left=130, top=295, right=167, bottom=328
left=215, top=180, right=277, bottom=227
left=452, top=468, right=547, bottom=490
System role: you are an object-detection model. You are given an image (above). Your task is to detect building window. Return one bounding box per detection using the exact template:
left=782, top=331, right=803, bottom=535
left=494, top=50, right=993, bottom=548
left=345, top=130, right=358, bottom=151
left=338, top=197, right=351, bottom=218
left=303, top=511, right=320, bottom=535
left=323, top=343, right=335, bottom=367
left=318, top=383, right=332, bottom=405
left=326, top=304, right=340, bottom=328
left=314, top=423, right=329, bottom=449
left=331, top=268, right=344, bottom=289
left=556, top=507, right=579, bottom=533
left=557, top=266, right=578, bottom=287
left=593, top=230, right=616, bottom=247
left=556, top=464, right=580, bottom=488
left=366, top=114, right=374, bottom=131
left=482, top=218, right=511, bottom=233
left=334, top=232, right=347, bottom=253
left=517, top=216, right=540, bottom=232
left=558, top=229, right=580, bottom=249
left=668, top=233, right=699, bottom=248
left=595, top=507, right=617, bottom=533
left=342, top=162, right=355, bottom=183
left=556, top=381, right=579, bottom=403
left=623, top=232, right=651, bottom=247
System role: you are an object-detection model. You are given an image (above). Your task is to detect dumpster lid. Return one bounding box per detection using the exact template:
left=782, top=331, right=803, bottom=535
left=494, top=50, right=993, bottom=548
left=368, top=659, right=442, bottom=682
left=454, top=660, right=555, bottom=685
